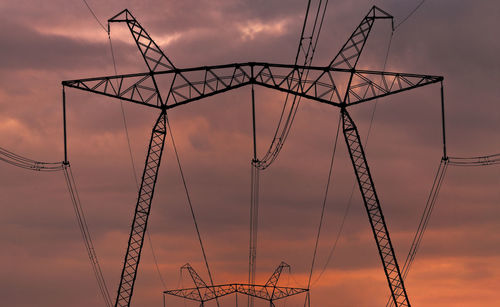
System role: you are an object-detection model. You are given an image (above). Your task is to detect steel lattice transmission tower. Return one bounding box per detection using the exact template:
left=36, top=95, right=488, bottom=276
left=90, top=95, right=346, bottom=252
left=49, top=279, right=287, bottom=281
left=164, top=262, right=307, bottom=306
left=62, top=6, right=444, bottom=307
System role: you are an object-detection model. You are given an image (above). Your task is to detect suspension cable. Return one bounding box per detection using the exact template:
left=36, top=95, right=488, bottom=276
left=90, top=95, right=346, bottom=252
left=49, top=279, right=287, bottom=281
left=248, top=3, right=330, bottom=304
left=248, top=163, right=260, bottom=307
left=304, top=112, right=341, bottom=306
left=0, top=147, right=64, bottom=171
left=394, top=0, right=427, bottom=30
left=385, top=158, right=448, bottom=307
left=448, top=153, right=500, bottom=166
left=257, top=0, right=329, bottom=170
left=63, top=163, right=113, bottom=307
left=248, top=83, right=260, bottom=307
left=0, top=125, right=112, bottom=305
left=80, top=0, right=108, bottom=33
left=165, top=115, right=219, bottom=306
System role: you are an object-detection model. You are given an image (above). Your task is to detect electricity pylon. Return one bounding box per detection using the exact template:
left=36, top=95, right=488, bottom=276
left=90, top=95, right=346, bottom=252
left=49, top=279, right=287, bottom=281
left=62, top=6, right=444, bottom=306
left=164, top=262, right=306, bottom=306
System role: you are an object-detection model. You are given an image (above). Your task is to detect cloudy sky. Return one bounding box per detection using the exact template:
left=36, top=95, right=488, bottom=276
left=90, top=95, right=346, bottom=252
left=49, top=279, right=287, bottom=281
left=0, top=0, right=499, bottom=306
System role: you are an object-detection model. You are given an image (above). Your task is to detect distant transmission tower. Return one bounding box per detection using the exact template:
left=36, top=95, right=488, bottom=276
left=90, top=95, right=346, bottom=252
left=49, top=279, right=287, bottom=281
left=62, top=5, right=445, bottom=307
left=164, top=262, right=306, bottom=306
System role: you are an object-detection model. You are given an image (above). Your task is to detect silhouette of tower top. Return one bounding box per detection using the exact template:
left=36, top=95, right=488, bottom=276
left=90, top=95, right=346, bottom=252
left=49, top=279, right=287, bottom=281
left=164, top=262, right=307, bottom=305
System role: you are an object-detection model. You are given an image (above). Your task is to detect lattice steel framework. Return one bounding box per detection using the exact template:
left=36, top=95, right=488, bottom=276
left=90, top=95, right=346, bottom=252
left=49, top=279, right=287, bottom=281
left=342, top=109, right=409, bottom=306
left=115, top=111, right=167, bottom=307
left=164, top=262, right=306, bottom=306
left=62, top=6, right=444, bottom=307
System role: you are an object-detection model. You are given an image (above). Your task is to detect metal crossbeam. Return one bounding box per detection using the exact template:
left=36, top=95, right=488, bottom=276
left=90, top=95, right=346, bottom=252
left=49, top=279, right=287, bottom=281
left=62, top=63, right=441, bottom=110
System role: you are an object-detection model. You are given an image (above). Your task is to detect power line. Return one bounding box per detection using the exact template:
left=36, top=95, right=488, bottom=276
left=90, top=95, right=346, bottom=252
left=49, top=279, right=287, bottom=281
left=165, top=115, right=219, bottom=307
left=305, top=112, right=341, bottom=306
left=249, top=2, right=330, bottom=304
left=63, top=164, right=112, bottom=307
left=248, top=84, right=260, bottom=307
left=448, top=153, right=500, bottom=166
left=256, top=0, right=329, bottom=170
left=0, top=146, right=64, bottom=171
left=81, top=0, right=108, bottom=33
left=386, top=158, right=448, bottom=307
left=394, top=0, right=427, bottom=31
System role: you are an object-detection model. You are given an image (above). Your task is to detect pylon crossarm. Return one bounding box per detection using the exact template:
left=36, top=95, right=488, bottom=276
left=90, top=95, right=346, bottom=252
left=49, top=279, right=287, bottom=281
left=62, top=73, right=163, bottom=109
left=181, top=263, right=209, bottom=289
left=269, top=286, right=308, bottom=300
left=330, top=5, right=393, bottom=70
left=63, top=63, right=442, bottom=111
left=165, top=285, right=237, bottom=303
left=265, top=261, right=289, bottom=287
left=345, top=70, right=443, bottom=106
left=181, top=263, right=223, bottom=301
left=108, top=9, right=176, bottom=72
left=164, top=288, right=204, bottom=302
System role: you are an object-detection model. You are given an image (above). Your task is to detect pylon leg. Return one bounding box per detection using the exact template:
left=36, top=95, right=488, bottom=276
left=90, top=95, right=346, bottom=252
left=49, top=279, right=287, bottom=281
left=341, top=108, right=410, bottom=307
left=115, top=111, right=167, bottom=307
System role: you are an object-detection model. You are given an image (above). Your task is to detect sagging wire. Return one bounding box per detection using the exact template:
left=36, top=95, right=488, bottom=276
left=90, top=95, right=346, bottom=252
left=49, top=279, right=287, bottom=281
left=0, top=145, right=112, bottom=306
left=256, top=0, right=329, bottom=170
left=0, top=147, right=64, bottom=171
left=165, top=115, right=219, bottom=307
left=394, top=0, right=427, bottom=30
left=63, top=163, right=113, bottom=307
left=81, top=0, right=108, bottom=33
left=248, top=161, right=260, bottom=288
left=386, top=158, right=448, bottom=307
left=248, top=82, right=259, bottom=306
left=447, top=154, right=500, bottom=166
left=0, top=109, right=112, bottom=306
left=248, top=2, right=330, bottom=305
left=304, top=112, right=341, bottom=306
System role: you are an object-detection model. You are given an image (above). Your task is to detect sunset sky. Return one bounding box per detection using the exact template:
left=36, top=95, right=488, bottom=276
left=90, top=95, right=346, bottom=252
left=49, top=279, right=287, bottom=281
left=0, top=0, right=499, bottom=306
